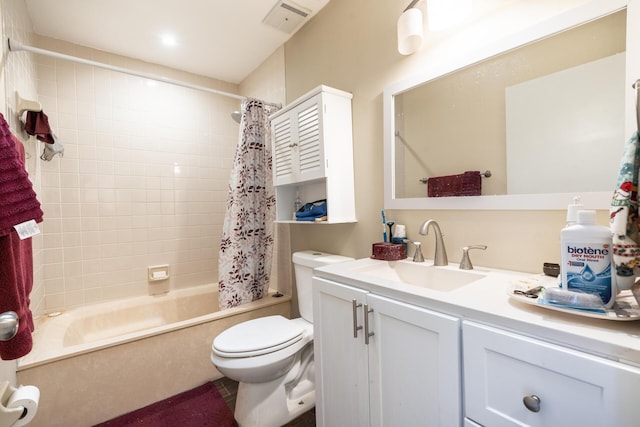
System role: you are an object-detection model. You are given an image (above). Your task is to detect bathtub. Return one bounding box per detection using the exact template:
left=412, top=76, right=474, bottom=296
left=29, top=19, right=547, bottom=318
left=16, top=284, right=291, bottom=427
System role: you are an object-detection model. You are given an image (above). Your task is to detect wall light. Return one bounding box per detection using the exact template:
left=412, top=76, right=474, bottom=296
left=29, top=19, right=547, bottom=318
left=397, top=1, right=424, bottom=55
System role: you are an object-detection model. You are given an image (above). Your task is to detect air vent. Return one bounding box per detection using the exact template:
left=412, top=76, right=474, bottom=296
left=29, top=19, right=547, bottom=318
left=263, top=0, right=311, bottom=34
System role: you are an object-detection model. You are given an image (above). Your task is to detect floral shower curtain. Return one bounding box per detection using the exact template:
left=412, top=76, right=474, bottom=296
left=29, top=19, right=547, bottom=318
left=218, top=99, right=278, bottom=309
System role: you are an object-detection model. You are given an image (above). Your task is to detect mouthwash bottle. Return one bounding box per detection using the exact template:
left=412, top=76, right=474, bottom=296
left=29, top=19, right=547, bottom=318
left=560, top=210, right=616, bottom=308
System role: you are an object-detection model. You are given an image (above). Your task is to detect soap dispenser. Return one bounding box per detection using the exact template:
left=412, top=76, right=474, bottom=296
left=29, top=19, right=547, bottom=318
left=565, top=196, right=584, bottom=228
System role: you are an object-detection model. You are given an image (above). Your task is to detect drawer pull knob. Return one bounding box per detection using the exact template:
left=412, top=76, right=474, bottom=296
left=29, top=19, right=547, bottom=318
left=523, top=395, right=541, bottom=413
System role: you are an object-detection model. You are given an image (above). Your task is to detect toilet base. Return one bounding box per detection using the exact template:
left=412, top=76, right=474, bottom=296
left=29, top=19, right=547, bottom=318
left=233, top=344, right=315, bottom=427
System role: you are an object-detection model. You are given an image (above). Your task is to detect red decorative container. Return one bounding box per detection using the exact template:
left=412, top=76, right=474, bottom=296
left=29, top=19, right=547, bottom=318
left=371, top=243, right=406, bottom=261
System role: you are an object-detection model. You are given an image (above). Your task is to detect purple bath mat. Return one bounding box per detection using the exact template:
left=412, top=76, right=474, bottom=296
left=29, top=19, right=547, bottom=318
left=94, top=381, right=238, bottom=427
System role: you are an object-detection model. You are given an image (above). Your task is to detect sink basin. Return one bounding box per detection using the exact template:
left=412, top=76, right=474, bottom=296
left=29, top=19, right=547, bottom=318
left=353, top=260, right=485, bottom=291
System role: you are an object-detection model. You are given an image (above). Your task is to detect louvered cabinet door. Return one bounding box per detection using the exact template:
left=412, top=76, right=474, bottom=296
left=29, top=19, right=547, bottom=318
left=272, top=112, right=296, bottom=185
left=295, top=95, right=325, bottom=183
left=271, top=94, right=326, bottom=186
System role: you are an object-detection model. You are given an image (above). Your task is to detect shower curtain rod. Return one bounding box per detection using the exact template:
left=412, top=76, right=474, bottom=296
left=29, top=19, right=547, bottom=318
left=8, top=39, right=281, bottom=109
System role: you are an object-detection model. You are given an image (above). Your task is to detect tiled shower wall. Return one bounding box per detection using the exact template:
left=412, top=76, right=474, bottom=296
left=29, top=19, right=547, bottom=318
left=2, top=0, right=45, bottom=319
left=29, top=36, right=246, bottom=313
left=2, top=0, right=288, bottom=318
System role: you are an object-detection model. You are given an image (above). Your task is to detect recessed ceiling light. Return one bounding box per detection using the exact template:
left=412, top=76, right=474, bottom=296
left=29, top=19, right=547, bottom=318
left=161, top=34, right=177, bottom=47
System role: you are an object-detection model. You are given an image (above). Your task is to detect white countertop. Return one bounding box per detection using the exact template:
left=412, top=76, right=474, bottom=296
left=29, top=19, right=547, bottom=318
left=314, top=258, right=640, bottom=366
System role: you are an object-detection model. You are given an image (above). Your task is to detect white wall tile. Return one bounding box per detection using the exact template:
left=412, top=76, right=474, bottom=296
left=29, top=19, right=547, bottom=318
left=3, top=2, right=285, bottom=314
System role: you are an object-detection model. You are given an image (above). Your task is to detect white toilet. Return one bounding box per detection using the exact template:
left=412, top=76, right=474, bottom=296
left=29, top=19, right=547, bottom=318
left=210, top=250, right=353, bottom=427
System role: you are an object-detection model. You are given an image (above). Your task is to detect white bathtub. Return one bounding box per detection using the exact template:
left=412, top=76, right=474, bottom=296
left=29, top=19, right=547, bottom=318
left=17, top=284, right=291, bottom=427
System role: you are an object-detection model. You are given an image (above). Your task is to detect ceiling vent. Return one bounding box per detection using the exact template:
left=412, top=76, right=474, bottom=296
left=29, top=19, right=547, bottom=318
left=263, top=0, right=311, bottom=34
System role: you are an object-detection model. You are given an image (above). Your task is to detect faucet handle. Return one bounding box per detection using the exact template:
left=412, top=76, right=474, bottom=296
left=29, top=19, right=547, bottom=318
left=459, top=245, right=487, bottom=270
left=412, top=241, right=425, bottom=263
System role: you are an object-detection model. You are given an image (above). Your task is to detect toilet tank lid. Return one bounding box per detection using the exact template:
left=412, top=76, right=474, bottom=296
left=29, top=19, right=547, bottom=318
left=292, top=250, right=354, bottom=268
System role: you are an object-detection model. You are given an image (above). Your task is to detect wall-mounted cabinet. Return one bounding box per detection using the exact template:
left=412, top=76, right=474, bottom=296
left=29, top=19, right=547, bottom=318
left=270, top=85, right=356, bottom=223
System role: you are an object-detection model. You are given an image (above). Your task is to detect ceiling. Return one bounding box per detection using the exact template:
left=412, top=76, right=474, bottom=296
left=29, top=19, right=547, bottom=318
left=23, top=0, right=330, bottom=84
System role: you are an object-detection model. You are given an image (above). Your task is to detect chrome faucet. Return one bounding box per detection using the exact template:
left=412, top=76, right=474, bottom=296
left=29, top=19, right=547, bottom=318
left=418, top=220, right=448, bottom=266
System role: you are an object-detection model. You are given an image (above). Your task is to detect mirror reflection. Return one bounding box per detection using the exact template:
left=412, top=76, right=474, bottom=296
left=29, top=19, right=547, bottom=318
left=392, top=9, right=626, bottom=201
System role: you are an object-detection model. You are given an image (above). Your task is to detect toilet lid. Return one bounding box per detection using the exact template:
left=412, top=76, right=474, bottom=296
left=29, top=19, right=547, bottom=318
left=213, top=315, right=306, bottom=358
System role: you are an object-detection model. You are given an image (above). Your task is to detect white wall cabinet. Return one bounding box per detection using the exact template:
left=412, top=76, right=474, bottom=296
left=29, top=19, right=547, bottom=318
left=312, top=277, right=462, bottom=427
left=463, top=321, right=640, bottom=427
left=270, top=85, right=356, bottom=223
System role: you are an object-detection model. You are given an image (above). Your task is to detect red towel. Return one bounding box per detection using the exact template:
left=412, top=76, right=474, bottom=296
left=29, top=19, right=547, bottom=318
left=0, top=118, right=43, bottom=236
left=24, top=110, right=55, bottom=144
left=0, top=232, right=34, bottom=360
left=427, top=171, right=482, bottom=198
left=0, top=113, right=42, bottom=359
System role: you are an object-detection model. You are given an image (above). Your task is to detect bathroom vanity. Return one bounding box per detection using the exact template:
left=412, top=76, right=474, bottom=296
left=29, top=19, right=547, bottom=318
left=312, top=258, right=640, bottom=426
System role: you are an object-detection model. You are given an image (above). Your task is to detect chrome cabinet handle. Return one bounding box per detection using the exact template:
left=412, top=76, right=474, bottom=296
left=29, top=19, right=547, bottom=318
left=352, top=299, right=362, bottom=338
left=523, top=395, right=541, bottom=413
left=364, top=304, right=374, bottom=345
left=0, top=311, right=19, bottom=341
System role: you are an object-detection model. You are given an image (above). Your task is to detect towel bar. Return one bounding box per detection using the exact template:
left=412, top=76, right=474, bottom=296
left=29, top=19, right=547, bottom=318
left=419, top=170, right=491, bottom=184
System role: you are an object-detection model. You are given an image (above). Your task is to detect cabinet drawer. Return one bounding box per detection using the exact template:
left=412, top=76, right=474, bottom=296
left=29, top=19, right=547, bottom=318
left=463, top=321, right=640, bottom=427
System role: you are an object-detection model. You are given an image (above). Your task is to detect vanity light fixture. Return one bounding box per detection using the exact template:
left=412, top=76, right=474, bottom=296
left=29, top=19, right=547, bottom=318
left=397, top=0, right=424, bottom=55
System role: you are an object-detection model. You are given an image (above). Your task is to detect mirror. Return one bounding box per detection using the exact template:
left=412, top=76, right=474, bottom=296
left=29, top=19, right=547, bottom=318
left=384, top=1, right=637, bottom=210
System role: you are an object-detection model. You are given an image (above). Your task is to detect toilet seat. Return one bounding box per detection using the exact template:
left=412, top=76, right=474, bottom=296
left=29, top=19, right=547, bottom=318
left=212, top=315, right=306, bottom=358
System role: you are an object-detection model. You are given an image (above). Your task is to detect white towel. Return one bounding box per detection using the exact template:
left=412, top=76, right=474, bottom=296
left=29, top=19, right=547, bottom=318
left=40, top=133, right=64, bottom=161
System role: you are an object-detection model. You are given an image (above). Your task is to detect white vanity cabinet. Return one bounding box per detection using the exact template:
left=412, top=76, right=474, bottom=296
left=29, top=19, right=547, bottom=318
left=270, top=85, right=356, bottom=223
left=313, top=277, right=462, bottom=427
left=463, top=321, right=640, bottom=427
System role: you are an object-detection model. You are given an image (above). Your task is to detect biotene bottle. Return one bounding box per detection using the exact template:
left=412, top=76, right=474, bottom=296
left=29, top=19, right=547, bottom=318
left=560, top=210, right=616, bottom=308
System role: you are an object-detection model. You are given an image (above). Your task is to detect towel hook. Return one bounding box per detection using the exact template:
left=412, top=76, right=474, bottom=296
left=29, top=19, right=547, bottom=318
left=15, top=91, right=42, bottom=116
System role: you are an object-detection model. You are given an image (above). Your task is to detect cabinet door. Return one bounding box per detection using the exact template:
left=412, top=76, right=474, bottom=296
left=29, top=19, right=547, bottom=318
left=295, top=94, right=325, bottom=183
left=272, top=111, right=295, bottom=185
left=271, top=94, right=325, bottom=186
left=367, top=294, right=462, bottom=427
left=463, top=321, right=640, bottom=427
left=313, top=278, right=370, bottom=427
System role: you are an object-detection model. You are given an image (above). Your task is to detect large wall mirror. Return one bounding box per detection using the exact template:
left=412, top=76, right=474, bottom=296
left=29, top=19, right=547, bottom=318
left=383, top=0, right=639, bottom=210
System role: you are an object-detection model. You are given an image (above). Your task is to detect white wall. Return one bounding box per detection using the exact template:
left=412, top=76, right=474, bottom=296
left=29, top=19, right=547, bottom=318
left=283, top=0, right=619, bottom=273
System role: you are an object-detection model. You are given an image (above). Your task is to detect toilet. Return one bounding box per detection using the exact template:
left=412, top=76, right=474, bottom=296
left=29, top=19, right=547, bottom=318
left=210, top=250, right=353, bottom=427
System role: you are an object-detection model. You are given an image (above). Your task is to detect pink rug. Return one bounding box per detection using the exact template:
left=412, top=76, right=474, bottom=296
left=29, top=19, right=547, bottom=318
left=94, top=382, right=238, bottom=427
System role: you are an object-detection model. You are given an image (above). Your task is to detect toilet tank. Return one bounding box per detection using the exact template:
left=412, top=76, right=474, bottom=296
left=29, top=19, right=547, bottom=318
left=292, top=250, right=354, bottom=323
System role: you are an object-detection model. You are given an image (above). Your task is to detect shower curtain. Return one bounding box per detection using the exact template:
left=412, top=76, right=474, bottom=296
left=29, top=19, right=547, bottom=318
left=218, top=99, right=278, bottom=309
